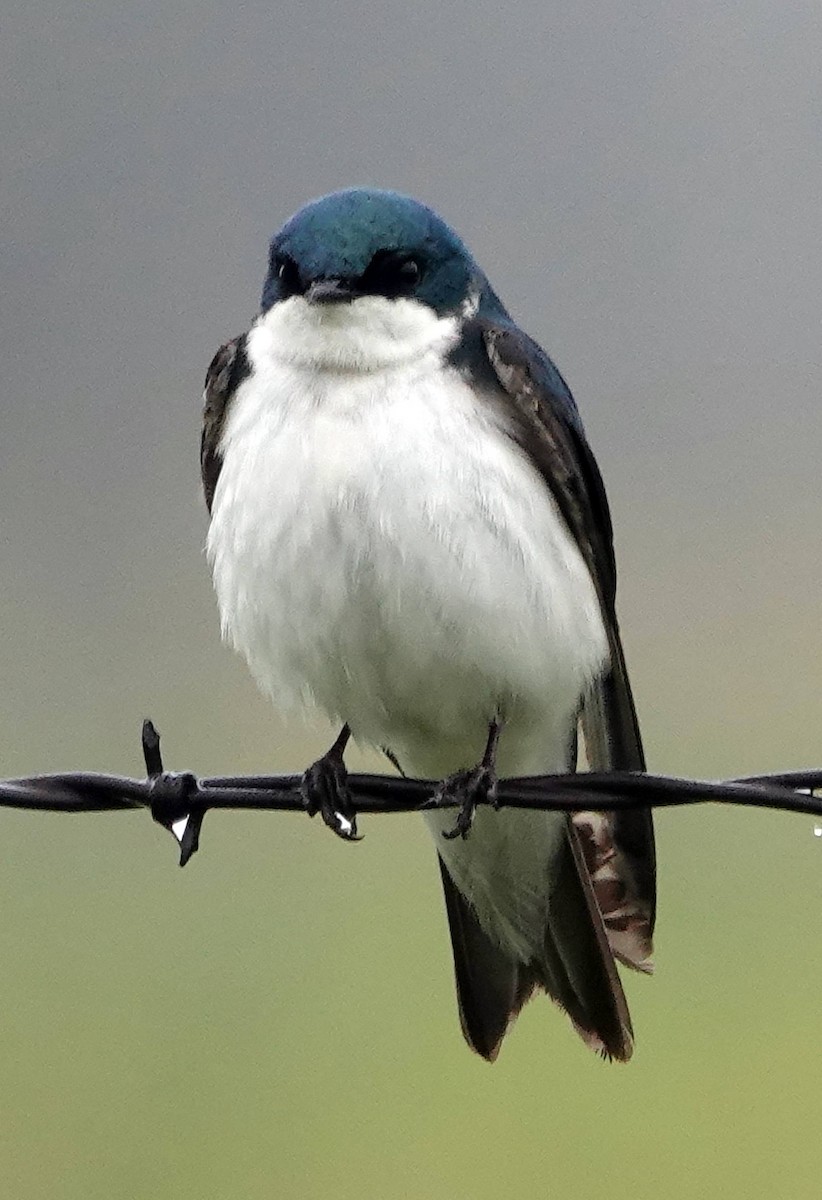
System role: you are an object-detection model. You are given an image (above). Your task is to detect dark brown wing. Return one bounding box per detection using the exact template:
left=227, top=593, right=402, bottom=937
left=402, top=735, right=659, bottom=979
left=201, top=335, right=250, bottom=513
left=482, top=321, right=656, bottom=970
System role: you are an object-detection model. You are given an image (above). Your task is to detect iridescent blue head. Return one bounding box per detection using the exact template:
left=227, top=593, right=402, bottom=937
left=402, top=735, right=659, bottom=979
left=260, top=188, right=501, bottom=317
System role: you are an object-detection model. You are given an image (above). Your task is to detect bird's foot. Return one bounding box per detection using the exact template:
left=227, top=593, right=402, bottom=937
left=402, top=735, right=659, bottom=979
left=437, top=763, right=498, bottom=840
left=301, top=724, right=361, bottom=842
left=432, top=717, right=503, bottom=841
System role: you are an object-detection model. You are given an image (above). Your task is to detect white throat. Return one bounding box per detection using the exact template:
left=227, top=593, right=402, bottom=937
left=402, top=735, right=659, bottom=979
left=254, top=294, right=460, bottom=373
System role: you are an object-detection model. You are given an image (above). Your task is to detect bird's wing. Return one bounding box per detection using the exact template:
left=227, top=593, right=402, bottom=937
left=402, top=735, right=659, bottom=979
left=201, top=335, right=250, bottom=513
left=481, top=319, right=656, bottom=970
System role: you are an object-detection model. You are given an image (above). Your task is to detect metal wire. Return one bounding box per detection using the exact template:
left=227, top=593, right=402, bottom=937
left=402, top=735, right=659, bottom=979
left=2, top=719, right=820, bottom=867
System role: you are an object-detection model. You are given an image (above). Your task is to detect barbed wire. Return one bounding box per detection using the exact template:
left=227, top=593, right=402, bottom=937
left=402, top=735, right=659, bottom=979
left=2, top=720, right=821, bottom=866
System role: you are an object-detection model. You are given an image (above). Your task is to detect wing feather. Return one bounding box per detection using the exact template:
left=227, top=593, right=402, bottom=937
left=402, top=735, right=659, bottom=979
left=482, top=321, right=656, bottom=968
left=201, top=335, right=249, bottom=513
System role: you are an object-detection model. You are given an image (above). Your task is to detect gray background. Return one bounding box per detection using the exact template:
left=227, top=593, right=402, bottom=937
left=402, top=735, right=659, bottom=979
left=2, top=3, right=822, bottom=1197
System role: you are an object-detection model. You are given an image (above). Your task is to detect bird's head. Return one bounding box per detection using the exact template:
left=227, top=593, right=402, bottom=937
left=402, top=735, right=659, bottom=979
left=261, top=187, right=486, bottom=317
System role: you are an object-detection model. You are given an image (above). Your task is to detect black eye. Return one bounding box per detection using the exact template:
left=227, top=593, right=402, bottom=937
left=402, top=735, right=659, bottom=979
left=360, top=251, right=424, bottom=299
left=274, top=254, right=303, bottom=297
left=394, top=258, right=421, bottom=287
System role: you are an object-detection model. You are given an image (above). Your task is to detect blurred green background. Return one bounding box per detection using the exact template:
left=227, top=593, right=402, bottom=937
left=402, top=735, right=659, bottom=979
left=2, top=2, right=822, bottom=1196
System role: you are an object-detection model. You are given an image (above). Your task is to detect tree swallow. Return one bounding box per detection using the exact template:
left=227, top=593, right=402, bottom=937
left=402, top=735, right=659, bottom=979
left=202, top=188, right=655, bottom=1061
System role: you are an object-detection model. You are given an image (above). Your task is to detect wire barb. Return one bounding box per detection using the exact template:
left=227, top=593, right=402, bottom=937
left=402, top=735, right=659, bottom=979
left=141, top=721, right=205, bottom=866
left=142, top=718, right=164, bottom=777
left=0, top=720, right=820, bottom=867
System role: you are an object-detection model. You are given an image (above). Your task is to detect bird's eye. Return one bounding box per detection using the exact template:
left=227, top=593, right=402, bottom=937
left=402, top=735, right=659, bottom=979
left=360, top=251, right=424, bottom=299
left=394, top=258, right=421, bottom=287
left=274, top=254, right=303, bottom=297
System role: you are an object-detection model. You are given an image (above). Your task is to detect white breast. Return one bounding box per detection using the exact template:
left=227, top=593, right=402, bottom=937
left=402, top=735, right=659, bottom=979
left=206, top=298, right=610, bottom=959
left=208, top=300, right=607, bottom=771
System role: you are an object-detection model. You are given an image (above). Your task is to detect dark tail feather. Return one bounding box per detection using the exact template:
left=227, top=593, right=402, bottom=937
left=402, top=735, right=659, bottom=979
left=437, top=858, right=534, bottom=1062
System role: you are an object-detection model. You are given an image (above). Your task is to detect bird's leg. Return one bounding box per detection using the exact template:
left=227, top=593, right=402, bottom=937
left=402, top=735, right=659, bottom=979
left=301, top=724, right=361, bottom=841
left=437, top=717, right=503, bottom=841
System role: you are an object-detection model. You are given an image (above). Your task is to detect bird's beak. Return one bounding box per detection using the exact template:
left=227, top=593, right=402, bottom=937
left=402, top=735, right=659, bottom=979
left=306, top=278, right=356, bottom=305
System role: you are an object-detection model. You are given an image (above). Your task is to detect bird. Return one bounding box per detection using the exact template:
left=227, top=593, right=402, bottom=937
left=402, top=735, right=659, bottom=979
left=202, top=187, right=655, bottom=1062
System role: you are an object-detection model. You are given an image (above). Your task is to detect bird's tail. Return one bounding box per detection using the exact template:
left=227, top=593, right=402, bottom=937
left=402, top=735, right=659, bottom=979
left=438, top=815, right=633, bottom=1062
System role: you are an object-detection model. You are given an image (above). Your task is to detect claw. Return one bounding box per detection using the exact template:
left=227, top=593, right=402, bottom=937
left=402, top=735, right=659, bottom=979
left=435, top=717, right=503, bottom=841
left=438, top=765, right=498, bottom=840
left=301, top=725, right=362, bottom=842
